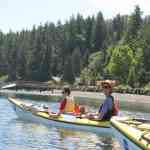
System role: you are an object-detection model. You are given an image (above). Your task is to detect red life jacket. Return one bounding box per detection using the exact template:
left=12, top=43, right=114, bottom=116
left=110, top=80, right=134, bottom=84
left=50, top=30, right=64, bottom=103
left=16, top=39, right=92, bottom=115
left=112, top=99, right=119, bottom=116
left=74, top=104, right=80, bottom=115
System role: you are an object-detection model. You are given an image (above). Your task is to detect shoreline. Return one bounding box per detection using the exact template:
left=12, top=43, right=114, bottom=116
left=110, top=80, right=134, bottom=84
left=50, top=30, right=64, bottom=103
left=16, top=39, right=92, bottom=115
left=1, top=89, right=150, bottom=103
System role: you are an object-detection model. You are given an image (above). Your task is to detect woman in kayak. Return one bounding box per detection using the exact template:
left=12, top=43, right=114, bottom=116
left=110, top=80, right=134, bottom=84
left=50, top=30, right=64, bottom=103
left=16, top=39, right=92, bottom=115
left=88, top=80, right=119, bottom=120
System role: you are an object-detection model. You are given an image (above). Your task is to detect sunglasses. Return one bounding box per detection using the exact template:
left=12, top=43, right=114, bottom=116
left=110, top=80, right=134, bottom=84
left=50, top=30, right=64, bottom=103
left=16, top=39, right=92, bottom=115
left=103, top=86, right=111, bottom=89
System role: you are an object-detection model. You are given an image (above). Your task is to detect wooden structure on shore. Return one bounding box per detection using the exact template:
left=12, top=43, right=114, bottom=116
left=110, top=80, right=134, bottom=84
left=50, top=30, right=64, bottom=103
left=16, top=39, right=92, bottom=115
left=1, top=80, right=58, bottom=91
left=2, top=80, right=150, bottom=95
left=1, top=80, right=100, bottom=92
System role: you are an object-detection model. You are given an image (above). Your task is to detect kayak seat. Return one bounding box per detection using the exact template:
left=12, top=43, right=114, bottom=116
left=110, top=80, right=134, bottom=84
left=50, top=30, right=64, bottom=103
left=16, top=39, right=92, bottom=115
left=137, top=124, right=150, bottom=131
left=119, top=120, right=142, bottom=126
left=139, top=131, right=150, bottom=145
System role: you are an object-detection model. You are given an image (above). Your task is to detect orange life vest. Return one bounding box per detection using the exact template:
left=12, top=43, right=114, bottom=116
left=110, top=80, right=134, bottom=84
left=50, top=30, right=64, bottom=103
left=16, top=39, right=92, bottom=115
left=60, top=96, right=75, bottom=113
left=63, top=98, right=75, bottom=113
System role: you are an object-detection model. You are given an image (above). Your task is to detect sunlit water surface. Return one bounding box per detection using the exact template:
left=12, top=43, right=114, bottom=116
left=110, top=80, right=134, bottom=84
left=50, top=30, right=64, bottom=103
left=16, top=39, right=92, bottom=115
left=0, top=94, right=150, bottom=150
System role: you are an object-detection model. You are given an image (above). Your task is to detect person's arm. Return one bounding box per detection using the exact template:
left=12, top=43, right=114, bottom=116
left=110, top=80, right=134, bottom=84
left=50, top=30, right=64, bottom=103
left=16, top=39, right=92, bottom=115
left=98, top=101, right=108, bottom=120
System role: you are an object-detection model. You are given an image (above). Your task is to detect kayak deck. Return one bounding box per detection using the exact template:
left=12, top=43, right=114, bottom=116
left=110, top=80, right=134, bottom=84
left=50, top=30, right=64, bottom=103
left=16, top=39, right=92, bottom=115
left=8, top=97, right=110, bottom=128
left=111, top=116, right=150, bottom=150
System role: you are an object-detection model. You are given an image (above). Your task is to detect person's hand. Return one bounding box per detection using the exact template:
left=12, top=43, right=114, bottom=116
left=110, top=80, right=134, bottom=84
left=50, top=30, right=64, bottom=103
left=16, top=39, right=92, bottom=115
left=49, top=112, right=60, bottom=117
left=88, top=114, right=95, bottom=119
left=57, top=112, right=61, bottom=116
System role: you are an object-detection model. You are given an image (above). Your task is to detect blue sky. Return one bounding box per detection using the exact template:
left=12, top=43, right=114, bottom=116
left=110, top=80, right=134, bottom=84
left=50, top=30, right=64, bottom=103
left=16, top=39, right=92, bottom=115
left=0, top=0, right=149, bottom=33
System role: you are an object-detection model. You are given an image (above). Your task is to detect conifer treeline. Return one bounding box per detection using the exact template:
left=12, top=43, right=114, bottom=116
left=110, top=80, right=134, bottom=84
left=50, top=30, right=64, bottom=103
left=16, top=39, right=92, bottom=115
left=0, top=6, right=150, bottom=87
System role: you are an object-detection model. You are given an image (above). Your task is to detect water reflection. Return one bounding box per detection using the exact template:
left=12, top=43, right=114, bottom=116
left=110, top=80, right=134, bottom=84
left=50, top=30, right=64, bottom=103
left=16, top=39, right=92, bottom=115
left=4, top=118, right=120, bottom=150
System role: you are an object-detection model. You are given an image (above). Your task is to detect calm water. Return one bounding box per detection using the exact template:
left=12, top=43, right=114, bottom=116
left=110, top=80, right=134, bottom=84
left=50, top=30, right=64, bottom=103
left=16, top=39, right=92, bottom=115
left=0, top=93, right=150, bottom=150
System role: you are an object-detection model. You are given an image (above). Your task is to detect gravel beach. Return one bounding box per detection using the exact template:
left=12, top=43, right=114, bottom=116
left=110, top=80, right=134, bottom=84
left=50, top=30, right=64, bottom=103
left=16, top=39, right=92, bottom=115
left=1, top=89, right=150, bottom=103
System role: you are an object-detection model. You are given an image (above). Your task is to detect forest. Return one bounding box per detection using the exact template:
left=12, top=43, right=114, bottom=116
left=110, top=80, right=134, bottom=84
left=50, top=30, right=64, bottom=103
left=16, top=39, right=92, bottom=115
left=0, top=5, right=150, bottom=88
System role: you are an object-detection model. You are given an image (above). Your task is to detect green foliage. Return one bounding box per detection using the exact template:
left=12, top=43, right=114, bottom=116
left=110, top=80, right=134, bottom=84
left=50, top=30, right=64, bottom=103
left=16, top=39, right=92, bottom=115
left=80, top=51, right=104, bottom=84
left=114, top=84, right=132, bottom=91
left=0, top=6, right=150, bottom=88
left=127, top=48, right=143, bottom=87
left=88, top=51, right=104, bottom=74
left=107, top=45, right=133, bottom=83
left=126, top=5, right=142, bottom=40
left=63, top=57, right=75, bottom=84
left=144, top=82, right=150, bottom=90
left=72, top=48, right=81, bottom=77
left=84, top=16, right=94, bottom=51
left=107, top=44, right=144, bottom=87
left=92, top=12, right=106, bottom=51
left=0, top=75, right=8, bottom=81
left=112, top=14, right=125, bottom=41
left=140, top=25, right=150, bottom=77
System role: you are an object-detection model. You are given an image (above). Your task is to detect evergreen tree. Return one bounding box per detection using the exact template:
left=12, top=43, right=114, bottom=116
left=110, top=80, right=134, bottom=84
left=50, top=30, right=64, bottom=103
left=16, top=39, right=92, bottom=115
left=126, top=5, right=142, bottom=39
left=72, top=48, right=81, bottom=77
left=0, top=31, right=6, bottom=75
left=112, top=14, right=124, bottom=41
left=75, top=14, right=86, bottom=54
left=63, top=57, right=75, bottom=84
left=1, top=7, right=150, bottom=87
left=92, top=12, right=106, bottom=51
left=4, top=32, right=18, bottom=80
left=84, top=16, right=94, bottom=51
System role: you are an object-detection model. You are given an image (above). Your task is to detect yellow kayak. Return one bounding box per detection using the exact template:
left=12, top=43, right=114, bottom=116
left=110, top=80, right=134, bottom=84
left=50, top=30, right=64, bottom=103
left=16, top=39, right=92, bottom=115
left=111, top=116, right=150, bottom=150
left=8, top=97, right=111, bottom=133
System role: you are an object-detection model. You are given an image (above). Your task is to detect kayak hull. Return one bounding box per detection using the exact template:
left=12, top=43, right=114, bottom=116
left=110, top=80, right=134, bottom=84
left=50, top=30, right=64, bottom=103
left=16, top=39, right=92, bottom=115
left=111, top=116, right=150, bottom=150
left=8, top=97, right=112, bottom=134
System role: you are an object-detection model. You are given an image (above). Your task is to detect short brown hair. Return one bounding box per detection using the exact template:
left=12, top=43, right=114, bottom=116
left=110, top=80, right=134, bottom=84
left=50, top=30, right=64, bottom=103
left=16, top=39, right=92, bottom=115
left=63, top=86, right=71, bottom=95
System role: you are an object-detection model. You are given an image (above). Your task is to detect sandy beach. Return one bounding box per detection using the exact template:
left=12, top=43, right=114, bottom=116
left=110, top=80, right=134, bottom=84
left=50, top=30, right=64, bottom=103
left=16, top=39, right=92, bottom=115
left=1, top=89, right=150, bottom=103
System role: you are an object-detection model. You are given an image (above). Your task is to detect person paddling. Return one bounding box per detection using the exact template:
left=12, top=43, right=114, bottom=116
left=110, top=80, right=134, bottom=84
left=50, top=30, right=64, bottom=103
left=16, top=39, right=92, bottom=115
left=88, top=80, right=119, bottom=120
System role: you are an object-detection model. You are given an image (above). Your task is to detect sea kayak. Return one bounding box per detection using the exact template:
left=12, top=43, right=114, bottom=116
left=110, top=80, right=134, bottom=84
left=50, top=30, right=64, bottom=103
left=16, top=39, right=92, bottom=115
left=8, top=97, right=111, bottom=134
left=111, top=116, right=150, bottom=150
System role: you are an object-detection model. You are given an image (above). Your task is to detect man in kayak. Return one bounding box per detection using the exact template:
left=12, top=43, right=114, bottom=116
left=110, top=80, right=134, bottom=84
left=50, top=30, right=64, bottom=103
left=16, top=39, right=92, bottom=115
left=88, top=80, right=119, bottom=120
